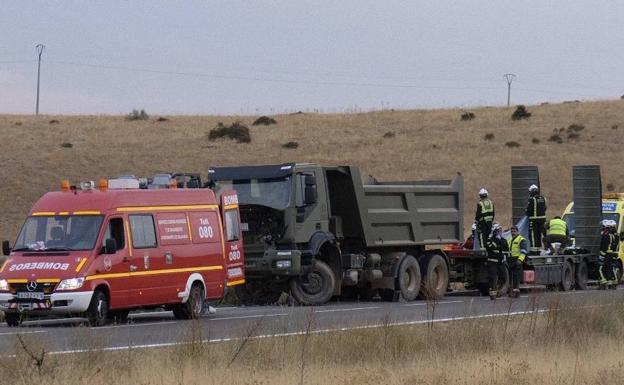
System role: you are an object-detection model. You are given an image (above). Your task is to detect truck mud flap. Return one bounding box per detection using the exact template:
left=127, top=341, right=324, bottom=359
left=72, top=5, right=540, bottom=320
left=533, top=265, right=562, bottom=285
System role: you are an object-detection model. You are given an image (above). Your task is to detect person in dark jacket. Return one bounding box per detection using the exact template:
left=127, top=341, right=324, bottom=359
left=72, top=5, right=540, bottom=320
left=485, top=223, right=509, bottom=300
left=508, top=226, right=528, bottom=298
left=599, top=220, right=619, bottom=289
left=475, top=188, right=495, bottom=250
left=526, top=184, right=546, bottom=253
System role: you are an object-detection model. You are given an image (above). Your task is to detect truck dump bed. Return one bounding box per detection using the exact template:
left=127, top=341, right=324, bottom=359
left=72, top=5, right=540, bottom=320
left=326, top=167, right=463, bottom=248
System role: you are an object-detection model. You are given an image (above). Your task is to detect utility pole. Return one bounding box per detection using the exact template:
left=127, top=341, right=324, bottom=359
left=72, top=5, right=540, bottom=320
left=503, top=73, right=516, bottom=107
left=35, top=43, right=45, bottom=115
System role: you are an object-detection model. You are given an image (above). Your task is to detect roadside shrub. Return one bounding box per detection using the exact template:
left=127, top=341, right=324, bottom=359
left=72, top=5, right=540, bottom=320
left=548, top=134, right=563, bottom=144
left=60, top=142, right=73, bottom=148
left=156, top=117, right=169, bottom=122
left=49, top=119, right=60, bottom=124
left=511, top=105, right=531, bottom=120
left=208, top=122, right=251, bottom=143
left=383, top=131, right=395, bottom=138
left=567, top=132, right=580, bottom=140
left=484, top=133, right=494, bottom=141
left=252, top=116, right=277, bottom=126
left=532, top=138, right=540, bottom=144
left=15, top=122, right=22, bottom=126
left=612, top=124, right=618, bottom=130
left=282, top=141, right=299, bottom=149
left=126, top=109, right=149, bottom=121
left=567, top=124, right=584, bottom=132
left=505, top=141, right=520, bottom=148
left=460, top=112, right=475, bottom=121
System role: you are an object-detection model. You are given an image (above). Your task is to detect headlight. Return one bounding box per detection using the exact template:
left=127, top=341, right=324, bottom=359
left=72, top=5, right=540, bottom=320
left=56, top=277, right=85, bottom=291
left=276, top=260, right=291, bottom=268
left=0, top=279, right=8, bottom=291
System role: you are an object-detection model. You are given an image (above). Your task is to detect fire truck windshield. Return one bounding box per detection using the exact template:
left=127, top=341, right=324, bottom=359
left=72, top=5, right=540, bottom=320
left=13, top=215, right=104, bottom=252
left=214, top=176, right=291, bottom=210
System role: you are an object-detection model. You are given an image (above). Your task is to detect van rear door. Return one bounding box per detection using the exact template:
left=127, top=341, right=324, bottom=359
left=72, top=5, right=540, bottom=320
left=220, top=191, right=245, bottom=288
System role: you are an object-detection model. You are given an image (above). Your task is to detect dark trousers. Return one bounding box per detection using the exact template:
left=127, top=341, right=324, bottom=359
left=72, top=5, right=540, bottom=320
left=543, top=234, right=569, bottom=252
left=488, top=261, right=505, bottom=294
left=508, top=259, right=523, bottom=290
left=528, top=219, right=545, bottom=252
left=477, top=221, right=493, bottom=250
left=599, top=255, right=616, bottom=285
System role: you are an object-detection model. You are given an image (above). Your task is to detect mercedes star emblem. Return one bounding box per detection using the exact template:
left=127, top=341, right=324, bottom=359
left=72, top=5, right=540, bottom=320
left=26, top=281, right=38, bottom=292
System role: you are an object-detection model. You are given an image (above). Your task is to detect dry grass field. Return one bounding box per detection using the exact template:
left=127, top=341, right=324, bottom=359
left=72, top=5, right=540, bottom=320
left=1, top=99, right=623, bottom=242
left=2, top=292, right=624, bottom=384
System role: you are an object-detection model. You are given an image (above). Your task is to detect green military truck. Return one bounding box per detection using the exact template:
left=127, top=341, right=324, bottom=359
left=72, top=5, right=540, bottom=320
left=208, top=163, right=463, bottom=305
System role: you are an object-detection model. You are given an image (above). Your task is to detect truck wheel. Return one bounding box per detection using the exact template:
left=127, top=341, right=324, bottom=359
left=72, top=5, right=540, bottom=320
left=290, top=260, right=335, bottom=305
left=420, top=254, right=449, bottom=300
left=5, top=313, right=22, bottom=327
left=575, top=260, right=589, bottom=290
left=173, top=283, right=204, bottom=320
left=397, top=255, right=421, bottom=301
left=560, top=261, right=574, bottom=291
left=86, top=290, right=109, bottom=327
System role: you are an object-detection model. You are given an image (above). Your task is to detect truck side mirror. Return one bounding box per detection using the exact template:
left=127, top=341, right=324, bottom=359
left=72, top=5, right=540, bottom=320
left=104, top=238, right=117, bottom=254
left=2, top=240, right=10, bottom=256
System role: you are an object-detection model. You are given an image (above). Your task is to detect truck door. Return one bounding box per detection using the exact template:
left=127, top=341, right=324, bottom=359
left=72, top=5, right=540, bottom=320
left=294, top=171, right=328, bottom=238
left=99, top=216, right=132, bottom=309
left=127, top=213, right=160, bottom=306
left=220, top=191, right=246, bottom=288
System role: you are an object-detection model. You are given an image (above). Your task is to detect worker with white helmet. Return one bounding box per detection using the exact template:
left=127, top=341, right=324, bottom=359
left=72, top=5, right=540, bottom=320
left=608, top=219, right=620, bottom=288
left=475, top=188, right=495, bottom=251
left=485, top=222, right=509, bottom=300
left=526, top=184, right=547, bottom=253
left=598, top=219, right=618, bottom=289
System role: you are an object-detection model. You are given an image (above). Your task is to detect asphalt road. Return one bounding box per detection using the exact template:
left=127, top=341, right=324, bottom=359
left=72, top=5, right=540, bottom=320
left=1, top=289, right=622, bottom=356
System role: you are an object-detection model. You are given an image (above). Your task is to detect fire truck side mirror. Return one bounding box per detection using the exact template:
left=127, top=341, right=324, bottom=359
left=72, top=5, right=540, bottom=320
left=2, top=240, right=10, bottom=256
left=104, top=238, right=117, bottom=254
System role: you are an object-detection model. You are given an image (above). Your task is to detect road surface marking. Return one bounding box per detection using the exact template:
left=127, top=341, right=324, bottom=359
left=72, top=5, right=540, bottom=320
left=0, top=330, right=46, bottom=336
left=210, top=313, right=288, bottom=321
left=314, top=306, right=381, bottom=313
left=91, top=321, right=178, bottom=330
left=403, top=300, right=464, bottom=307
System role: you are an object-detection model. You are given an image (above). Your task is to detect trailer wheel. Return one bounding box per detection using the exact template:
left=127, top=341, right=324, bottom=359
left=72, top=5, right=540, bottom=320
left=397, top=255, right=421, bottom=301
left=420, top=254, right=449, bottom=300
left=86, top=289, right=109, bottom=327
left=4, top=313, right=22, bottom=327
left=173, top=283, right=205, bottom=320
left=290, top=260, right=335, bottom=305
left=575, top=260, right=589, bottom=290
left=560, top=261, right=574, bottom=291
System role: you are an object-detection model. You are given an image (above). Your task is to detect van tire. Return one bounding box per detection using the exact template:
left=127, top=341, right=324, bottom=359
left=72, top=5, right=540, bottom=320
left=5, top=313, right=21, bottom=327
left=173, top=283, right=204, bottom=320
left=290, top=260, right=335, bottom=305
left=86, top=290, right=109, bottom=327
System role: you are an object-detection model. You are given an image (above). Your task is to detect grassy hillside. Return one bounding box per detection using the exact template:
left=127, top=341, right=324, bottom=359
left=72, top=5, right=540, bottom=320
left=1, top=100, right=623, bottom=242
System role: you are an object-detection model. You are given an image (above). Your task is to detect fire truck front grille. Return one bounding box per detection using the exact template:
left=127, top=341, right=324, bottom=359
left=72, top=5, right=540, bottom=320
left=9, top=282, right=57, bottom=294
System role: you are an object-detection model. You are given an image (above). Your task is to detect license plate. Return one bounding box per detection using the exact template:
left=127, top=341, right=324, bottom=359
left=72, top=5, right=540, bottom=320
left=240, top=222, right=249, bottom=231
left=17, top=292, right=45, bottom=300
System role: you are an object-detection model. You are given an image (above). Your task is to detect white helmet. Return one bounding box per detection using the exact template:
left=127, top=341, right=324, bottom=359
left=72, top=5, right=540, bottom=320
left=491, top=222, right=502, bottom=233
left=528, top=184, right=539, bottom=193
left=479, top=188, right=488, bottom=197
left=608, top=220, right=617, bottom=228
left=471, top=223, right=477, bottom=231
left=602, top=219, right=610, bottom=227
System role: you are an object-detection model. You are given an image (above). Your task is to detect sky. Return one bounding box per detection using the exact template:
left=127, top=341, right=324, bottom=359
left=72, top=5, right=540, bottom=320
left=1, top=1, right=623, bottom=115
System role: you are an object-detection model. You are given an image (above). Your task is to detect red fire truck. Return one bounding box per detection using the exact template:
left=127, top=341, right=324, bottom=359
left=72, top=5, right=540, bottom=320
left=0, top=179, right=245, bottom=327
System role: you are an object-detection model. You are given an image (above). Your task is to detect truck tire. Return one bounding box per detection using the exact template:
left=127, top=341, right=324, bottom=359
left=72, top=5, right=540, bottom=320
left=5, top=313, right=21, bottom=327
left=173, top=283, right=204, bottom=320
left=575, top=260, right=589, bottom=290
left=86, top=289, right=109, bottom=327
left=560, top=261, right=574, bottom=291
left=290, top=260, right=335, bottom=305
left=397, top=255, right=421, bottom=301
left=420, top=254, right=449, bottom=300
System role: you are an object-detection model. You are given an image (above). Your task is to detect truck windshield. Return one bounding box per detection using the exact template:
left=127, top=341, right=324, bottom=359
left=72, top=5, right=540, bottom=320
left=562, top=213, right=619, bottom=236
left=13, top=215, right=104, bottom=251
left=213, top=177, right=291, bottom=209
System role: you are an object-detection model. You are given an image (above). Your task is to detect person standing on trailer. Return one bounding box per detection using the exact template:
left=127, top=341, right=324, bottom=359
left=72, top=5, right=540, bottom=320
left=475, top=188, right=495, bottom=250
left=526, top=184, right=547, bottom=254
left=508, top=225, right=527, bottom=298
left=485, top=223, right=509, bottom=300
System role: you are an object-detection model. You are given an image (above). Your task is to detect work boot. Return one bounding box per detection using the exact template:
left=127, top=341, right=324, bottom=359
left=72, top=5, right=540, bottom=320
left=512, top=289, right=520, bottom=298
left=489, top=290, right=497, bottom=301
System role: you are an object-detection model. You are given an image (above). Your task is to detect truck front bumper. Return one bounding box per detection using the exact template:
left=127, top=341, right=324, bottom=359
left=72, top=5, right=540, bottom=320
left=0, top=291, right=93, bottom=315
left=244, top=250, right=304, bottom=276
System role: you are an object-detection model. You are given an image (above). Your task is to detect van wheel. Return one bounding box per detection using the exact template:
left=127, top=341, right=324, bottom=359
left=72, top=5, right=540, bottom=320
left=290, top=260, right=335, bottom=305
left=396, top=255, right=421, bottom=301
left=5, top=313, right=22, bottom=327
left=420, top=254, right=449, bottom=300
left=86, top=290, right=109, bottom=327
left=575, top=260, right=589, bottom=290
left=173, top=283, right=204, bottom=320
left=560, top=261, right=574, bottom=291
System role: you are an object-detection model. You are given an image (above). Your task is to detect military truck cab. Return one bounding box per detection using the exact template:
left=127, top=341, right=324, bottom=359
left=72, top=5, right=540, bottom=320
left=208, top=163, right=463, bottom=305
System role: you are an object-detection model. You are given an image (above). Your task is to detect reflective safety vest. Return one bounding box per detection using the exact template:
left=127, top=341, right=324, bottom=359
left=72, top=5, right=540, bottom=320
left=478, top=199, right=494, bottom=222
left=527, top=195, right=546, bottom=219
left=547, top=218, right=567, bottom=236
left=509, top=235, right=527, bottom=262
left=608, top=233, right=619, bottom=254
